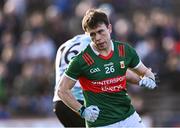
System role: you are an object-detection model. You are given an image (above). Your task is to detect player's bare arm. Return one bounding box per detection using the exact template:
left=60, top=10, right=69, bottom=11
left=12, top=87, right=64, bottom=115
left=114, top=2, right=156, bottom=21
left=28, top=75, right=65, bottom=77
left=58, top=75, right=82, bottom=113
left=58, top=74, right=100, bottom=122
left=130, top=62, right=157, bottom=89
left=133, top=63, right=155, bottom=80
left=126, top=69, right=141, bottom=85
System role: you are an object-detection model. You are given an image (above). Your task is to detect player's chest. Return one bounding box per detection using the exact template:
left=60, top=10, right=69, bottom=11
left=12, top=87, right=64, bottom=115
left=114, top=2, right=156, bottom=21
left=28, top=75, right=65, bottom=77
left=81, top=55, right=129, bottom=80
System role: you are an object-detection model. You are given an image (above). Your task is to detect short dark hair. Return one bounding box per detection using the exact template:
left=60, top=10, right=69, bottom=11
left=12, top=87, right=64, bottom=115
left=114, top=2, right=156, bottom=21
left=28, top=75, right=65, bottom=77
left=82, top=8, right=110, bottom=32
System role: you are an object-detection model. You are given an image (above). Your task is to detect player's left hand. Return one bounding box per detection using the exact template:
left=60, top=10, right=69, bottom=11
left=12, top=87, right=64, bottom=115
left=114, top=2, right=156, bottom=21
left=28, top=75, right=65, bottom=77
left=139, top=76, right=157, bottom=89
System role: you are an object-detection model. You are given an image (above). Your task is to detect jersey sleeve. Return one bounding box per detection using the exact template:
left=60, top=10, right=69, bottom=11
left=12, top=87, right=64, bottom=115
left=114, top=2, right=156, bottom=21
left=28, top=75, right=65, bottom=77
left=126, top=44, right=140, bottom=68
left=65, top=54, right=82, bottom=80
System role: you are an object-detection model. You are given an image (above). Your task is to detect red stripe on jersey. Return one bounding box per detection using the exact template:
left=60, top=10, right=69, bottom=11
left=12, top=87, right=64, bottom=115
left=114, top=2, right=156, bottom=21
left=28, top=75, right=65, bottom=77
left=118, top=45, right=125, bottom=57
left=82, top=53, right=94, bottom=66
left=79, top=75, right=127, bottom=93
left=85, top=53, right=94, bottom=64
left=82, top=54, right=91, bottom=66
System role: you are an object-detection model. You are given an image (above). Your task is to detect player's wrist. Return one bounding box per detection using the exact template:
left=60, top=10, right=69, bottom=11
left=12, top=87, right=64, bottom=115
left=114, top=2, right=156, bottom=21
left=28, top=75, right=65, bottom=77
left=147, top=76, right=155, bottom=82
left=141, top=76, right=154, bottom=81
left=78, top=105, right=86, bottom=117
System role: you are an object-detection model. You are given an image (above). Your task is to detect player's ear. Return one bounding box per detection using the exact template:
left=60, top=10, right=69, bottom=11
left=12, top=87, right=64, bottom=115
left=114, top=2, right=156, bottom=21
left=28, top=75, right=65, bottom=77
left=108, top=24, right=112, bottom=33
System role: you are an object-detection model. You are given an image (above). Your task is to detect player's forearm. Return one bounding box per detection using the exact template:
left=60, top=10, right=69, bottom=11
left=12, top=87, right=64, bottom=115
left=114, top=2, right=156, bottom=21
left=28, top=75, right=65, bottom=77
left=58, top=76, right=82, bottom=113
left=143, top=68, right=155, bottom=80
left=58, top=88, right=82, bottom=113
left=133, top=63, right=155, bottom=80
left=126, top=69, right=141, bottom=85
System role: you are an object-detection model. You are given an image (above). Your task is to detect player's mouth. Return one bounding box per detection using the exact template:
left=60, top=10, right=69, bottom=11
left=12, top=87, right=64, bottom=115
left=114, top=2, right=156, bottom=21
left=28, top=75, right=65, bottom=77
left=97, top=42, right=107, bottom=49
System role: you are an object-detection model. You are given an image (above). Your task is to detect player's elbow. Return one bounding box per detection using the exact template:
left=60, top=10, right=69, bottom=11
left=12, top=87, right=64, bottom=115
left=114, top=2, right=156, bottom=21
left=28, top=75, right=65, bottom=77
left=58, top=87, right=64, bottom=99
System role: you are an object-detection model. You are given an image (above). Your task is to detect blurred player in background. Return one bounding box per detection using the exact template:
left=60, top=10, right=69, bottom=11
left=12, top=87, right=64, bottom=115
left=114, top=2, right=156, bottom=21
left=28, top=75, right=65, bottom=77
left=53, top=34, right=90, bottom=127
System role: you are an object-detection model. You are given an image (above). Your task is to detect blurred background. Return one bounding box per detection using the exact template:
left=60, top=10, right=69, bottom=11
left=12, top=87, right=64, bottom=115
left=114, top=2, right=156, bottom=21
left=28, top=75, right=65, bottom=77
left=0, top=0, right=180, bottom=127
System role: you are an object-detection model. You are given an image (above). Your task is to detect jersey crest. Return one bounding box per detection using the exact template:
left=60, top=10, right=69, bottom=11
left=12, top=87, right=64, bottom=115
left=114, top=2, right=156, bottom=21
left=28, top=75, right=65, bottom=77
left=120, top=61, right=125, bottom=68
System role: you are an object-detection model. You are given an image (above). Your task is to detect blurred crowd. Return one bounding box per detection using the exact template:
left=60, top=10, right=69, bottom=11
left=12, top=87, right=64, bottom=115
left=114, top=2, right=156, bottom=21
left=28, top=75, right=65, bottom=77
left=0, top=0, right=180, bottom=126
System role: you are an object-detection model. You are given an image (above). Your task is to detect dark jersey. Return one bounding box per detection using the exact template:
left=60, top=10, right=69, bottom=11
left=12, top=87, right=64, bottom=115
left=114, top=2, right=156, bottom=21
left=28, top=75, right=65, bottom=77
left=65, top=40, right=140, bottom=127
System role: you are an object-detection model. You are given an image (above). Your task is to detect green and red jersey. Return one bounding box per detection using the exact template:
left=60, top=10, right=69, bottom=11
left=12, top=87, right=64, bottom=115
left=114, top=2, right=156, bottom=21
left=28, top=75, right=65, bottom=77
left=65, top=40, right=140, bottom=127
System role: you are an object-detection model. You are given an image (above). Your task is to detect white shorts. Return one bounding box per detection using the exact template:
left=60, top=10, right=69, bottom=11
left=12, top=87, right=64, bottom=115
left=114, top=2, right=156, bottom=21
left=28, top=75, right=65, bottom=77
left=97, top=111, right=145, bottom=128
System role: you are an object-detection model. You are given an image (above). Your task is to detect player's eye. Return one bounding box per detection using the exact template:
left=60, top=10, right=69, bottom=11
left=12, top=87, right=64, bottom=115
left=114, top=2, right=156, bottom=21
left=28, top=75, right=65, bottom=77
left=90, top=32, right=96, bottom=38
left=98, top=29, right=104, bottom=34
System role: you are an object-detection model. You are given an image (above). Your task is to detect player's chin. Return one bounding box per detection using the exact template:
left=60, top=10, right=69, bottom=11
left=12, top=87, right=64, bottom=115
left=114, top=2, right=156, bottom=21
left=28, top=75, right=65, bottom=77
left=97, top=44, right=107, bottom=50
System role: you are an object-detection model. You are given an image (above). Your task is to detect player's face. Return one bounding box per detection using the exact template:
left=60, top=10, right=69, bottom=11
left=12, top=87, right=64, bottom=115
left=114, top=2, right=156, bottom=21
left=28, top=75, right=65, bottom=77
left=87, top=23, right=112, bottom=51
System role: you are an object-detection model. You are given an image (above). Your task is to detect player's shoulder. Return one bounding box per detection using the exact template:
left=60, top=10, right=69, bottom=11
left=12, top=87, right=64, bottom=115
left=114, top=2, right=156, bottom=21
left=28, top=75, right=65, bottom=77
left=71, top=47, right=93, bottom=67
left=75, top=46, right=88, bottom=57
left=72, top=44, right=90, bottom=60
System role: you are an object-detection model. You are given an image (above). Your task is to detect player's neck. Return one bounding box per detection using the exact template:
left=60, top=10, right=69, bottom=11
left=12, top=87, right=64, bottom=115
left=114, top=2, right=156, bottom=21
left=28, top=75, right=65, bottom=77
left=90, top=41, right=113, bottom=57
left=98, top=48, right=112, bottom=56
left=94, top=44, right=112, bottom=56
